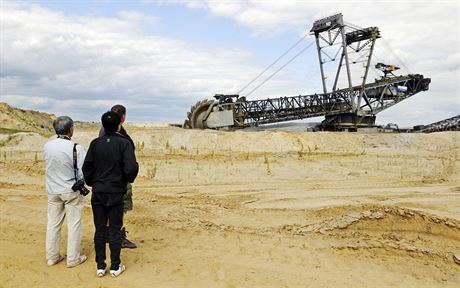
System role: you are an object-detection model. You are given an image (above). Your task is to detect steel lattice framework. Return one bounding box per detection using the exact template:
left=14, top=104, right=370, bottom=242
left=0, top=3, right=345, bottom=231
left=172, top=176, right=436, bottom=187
left=227, top=74, right=430, bottom=127
left=183, top=13, right=431, bottom=130
left=416, top=115, right=460, bottom=133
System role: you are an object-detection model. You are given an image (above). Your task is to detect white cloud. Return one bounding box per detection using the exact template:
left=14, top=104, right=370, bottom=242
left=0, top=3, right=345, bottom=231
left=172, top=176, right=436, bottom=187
left=1, top=0, right=459, bottom=126
left=1, top=1, right=281, bottom=122
left=117, top=10, right=160, bottom=25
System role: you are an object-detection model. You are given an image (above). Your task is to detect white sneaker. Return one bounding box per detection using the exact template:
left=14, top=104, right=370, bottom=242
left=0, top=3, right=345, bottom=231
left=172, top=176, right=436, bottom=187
left=47, top=255, right=65, bottom=266
left=96, top=267, right=107, bottom=277
left=67, top=255, right=87, bottom=268
left=110, top=263, right=126, bottom=277
left=454, top=253, right=460, bottom=265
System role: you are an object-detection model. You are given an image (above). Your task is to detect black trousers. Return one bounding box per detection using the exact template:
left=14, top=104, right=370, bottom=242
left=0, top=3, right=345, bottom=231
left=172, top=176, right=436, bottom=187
left=91, top=193, right=124, bottom=270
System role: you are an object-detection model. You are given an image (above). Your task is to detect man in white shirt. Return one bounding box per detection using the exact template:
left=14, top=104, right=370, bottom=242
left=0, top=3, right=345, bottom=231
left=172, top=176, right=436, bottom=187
left=44, top=116, right=87, bottom=268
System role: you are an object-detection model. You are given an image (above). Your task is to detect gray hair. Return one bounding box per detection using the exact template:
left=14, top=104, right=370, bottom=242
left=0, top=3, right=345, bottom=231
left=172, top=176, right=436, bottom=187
left=53, top=116, right=74, bottom=135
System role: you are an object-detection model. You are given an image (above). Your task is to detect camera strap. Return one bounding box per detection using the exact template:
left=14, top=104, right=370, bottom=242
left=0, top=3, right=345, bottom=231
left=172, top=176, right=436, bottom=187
left=73, top=143, right=78, bottom=181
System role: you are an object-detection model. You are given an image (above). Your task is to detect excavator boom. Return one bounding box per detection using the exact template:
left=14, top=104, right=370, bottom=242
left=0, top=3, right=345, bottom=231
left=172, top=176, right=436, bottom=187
left=183, top=14, right=431, bottom=131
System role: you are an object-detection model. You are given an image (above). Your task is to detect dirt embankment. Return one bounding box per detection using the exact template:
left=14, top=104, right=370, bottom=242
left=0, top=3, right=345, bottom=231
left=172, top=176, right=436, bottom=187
left=0, top=102, right=55, bottom=135
left=0, top=125, right=459, bottom=287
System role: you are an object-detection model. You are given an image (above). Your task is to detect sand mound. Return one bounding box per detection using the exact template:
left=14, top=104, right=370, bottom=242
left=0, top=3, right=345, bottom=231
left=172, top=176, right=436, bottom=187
left=291, top=206, right=459, bottom=259
left=0, top=125, right=459, bottom=287
left=0, top=102, right=55, bottom=135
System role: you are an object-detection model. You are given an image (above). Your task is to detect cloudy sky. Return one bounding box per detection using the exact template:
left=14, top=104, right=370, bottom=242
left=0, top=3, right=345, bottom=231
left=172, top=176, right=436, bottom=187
left=1, top=0, right=459, bottom=126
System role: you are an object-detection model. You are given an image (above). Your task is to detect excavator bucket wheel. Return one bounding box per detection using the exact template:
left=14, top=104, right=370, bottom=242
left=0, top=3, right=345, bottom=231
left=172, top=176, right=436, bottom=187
left=183, top=101, right=200, bottom=128
left=184, top=99, right=215, bottom=129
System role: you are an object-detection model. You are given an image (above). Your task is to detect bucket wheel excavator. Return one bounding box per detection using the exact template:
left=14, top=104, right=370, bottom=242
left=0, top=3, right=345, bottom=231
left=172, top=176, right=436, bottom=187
left=183, top=14, right=431, bottom=131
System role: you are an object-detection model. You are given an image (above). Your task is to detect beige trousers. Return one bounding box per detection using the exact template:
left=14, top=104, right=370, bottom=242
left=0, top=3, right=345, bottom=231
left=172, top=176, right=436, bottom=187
left=46, top=192, right=84, bottom=266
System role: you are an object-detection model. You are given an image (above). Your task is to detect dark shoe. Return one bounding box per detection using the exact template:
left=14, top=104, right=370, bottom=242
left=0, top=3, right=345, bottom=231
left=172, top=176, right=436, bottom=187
left=121, top=227, right=137, bottom=249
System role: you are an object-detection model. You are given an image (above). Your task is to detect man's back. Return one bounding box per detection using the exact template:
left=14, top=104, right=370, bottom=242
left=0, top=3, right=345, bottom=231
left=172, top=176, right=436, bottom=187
left=44, top=138, right=85, bottom=194
left=44, top=115, right=87, bottom=268
left=99, top=126, right=135, bottom=149
left=83, top=132, right=138, bottom=194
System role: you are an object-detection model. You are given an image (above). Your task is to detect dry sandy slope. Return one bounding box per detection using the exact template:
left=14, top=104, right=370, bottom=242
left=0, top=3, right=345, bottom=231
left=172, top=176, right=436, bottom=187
left=0, top=102, right=55, bottom=135
left=0, top=126, right=459, bottom=287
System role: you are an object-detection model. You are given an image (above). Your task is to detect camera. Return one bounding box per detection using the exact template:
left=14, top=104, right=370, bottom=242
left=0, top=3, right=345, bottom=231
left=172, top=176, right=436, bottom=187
left=72, top=179, right=90, bottom=196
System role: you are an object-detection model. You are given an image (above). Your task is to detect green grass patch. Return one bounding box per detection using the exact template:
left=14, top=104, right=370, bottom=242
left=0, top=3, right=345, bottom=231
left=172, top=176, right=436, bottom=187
left=0, top=128, right=25, bottom=134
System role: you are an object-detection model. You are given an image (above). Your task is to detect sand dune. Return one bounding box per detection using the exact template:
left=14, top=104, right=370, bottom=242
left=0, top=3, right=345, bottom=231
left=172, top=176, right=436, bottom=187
left=0, top=125, right=459, bottom=287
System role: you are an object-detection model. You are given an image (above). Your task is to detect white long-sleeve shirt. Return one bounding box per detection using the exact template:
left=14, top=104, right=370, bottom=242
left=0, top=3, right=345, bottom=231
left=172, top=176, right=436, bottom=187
left=44, top=137, right=86, bottom=195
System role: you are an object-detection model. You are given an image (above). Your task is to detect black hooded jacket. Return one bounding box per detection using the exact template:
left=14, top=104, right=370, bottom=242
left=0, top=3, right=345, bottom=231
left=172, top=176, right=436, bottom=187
left=83, top=132, right=138, bottom=194
left=99, top=126, right=135, bottom=149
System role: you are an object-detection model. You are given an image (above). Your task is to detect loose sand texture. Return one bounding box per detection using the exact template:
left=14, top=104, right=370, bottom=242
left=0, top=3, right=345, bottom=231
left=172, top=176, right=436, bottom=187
left=0, top=125, right=459, bottom=288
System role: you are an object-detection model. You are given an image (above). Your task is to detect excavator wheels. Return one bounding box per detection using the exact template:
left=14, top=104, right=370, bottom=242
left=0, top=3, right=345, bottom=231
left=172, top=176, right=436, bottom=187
left=182, top=99, right=215, bottom=129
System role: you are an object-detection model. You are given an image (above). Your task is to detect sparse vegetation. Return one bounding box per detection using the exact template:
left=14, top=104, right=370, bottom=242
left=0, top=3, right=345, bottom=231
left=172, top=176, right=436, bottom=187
left=0, top=102, right=55, bottom=136
left=1, top=114, right=459, bottom=287
left=296, top=139, right=304, bottom=159
left=146, top=162, right=158, bottom=179
left=136, top=141, right=145, bottom=151
left=0, top=135, right=16, bottom=148
left=263, top=153, right=271, bottom=175
left=0, top=128, right=25, bottom=134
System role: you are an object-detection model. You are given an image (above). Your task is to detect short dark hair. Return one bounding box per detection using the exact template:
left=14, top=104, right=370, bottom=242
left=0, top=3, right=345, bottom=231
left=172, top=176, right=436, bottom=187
left=111, top=104, right=126, bottom=119
left=53, top=116, right=73, bottom=135
left=101, top=111, right=121, bottom=133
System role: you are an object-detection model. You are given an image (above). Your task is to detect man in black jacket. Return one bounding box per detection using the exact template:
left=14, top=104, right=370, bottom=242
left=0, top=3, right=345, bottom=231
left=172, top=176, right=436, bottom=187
left=99, top=104, right=137, bottom=249
left=83, top=111, right=139, bottom=277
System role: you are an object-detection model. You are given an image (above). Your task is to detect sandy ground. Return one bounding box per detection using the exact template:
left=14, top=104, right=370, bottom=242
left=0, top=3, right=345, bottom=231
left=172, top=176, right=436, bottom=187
left=0, top=125, right=459, bottom=287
